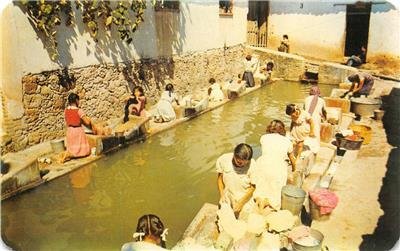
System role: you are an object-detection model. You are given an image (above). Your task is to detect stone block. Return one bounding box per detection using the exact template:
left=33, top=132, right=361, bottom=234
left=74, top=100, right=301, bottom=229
left=86, top=134, right=104, bottom=155
left=318, top=63, right=357, bottom=84
left=324, top=97, right=351, bottom=113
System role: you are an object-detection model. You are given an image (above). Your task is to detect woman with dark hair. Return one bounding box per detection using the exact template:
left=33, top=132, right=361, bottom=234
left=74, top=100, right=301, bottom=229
left=254, top=120, right=296, bottom=211
left=154, top=83, right=180, bottom=123
left=278, top=34, right=290, bottom=53
left=346, top=45, right=367, bottom=67
left=304, top=85, right=326, bottom=143
left=286, top=104, right=315, bottom=158
left=121, top=214, right=168, bottom=251
left=60, top=93, right=91, bottom=163
left=216, top=143, right=256, bottom=218
left=342, top=72, right=374, bottom=98
left=123, top=86, right=148, bottom=123
left=208, top=77, right=224, bottom=102
left=242, top=54, right=257, bottom=87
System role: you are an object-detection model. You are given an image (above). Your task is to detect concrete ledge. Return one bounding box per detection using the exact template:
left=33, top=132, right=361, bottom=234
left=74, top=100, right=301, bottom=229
left=177, top=203, right=219, bottom=248
left=247, top=46, right=306, bottom=82
left=319, top=62, right=357, bottom=85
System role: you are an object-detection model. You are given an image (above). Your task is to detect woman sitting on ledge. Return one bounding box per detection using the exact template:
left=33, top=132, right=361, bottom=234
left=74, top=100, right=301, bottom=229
left=60, top=93, right=109, bottom=163
left=123, top=86, right=148, bottom=123
left=208, top=77, right=224, bottom=102
left=153, top=83, right=180, bottom=123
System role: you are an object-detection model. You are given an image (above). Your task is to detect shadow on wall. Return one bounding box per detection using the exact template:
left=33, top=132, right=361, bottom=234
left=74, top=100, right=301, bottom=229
left=359, top=88, right=400, bottom=250
left=14, top=1, right=188, bottom=94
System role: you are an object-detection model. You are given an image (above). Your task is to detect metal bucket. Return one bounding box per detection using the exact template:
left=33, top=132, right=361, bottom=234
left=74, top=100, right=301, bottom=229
left=374, top=109, right=384, bottom=121
left=50, top=139, right=65, bottom=153
left=350, top=97, right=382, bottom=117
left=292, top=228, right=324, bottom=251
left=309, top=198, right=330, bottom=221
left=281, top=185, right=306, bottom=216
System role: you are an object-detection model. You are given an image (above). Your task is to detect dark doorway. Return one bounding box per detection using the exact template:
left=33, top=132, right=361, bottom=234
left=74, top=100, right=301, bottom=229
left=247, top=1, right=269, bottom=47
left=345, top=2, right=371, bottom=56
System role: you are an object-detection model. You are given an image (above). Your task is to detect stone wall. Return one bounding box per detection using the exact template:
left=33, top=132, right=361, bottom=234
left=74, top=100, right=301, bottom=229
left=2, top=45, right=245, bottom=154
left=318, top=63, right=358, bottom=85
left=249, top=47, right=306, bottom=81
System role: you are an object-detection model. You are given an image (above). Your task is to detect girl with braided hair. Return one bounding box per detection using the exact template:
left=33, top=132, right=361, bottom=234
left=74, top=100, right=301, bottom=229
left=121, top=214, right=168, bottom=251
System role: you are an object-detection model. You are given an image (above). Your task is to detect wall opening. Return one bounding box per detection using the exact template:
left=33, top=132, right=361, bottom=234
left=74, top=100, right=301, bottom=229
left=247, top=1, right=269, bottom=47
left=345, top=2, right=371, bottom=57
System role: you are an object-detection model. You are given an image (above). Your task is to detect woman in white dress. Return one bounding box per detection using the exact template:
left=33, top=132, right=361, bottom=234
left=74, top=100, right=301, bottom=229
left=254, top=120, right=296, bottom=210
left=208, top=78, right=224, bottom=102
left=216, top=143, right=257, bottom=219
left=304, top=85, right=326, bottom=143
left=154, top=83, right=180, bottom=123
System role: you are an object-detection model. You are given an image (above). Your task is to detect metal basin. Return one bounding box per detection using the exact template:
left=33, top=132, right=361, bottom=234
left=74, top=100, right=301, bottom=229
left=350, top=97, right=382, bottom=117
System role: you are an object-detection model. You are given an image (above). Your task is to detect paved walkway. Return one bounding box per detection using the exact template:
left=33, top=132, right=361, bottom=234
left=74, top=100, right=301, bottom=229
left=311, top=118, right=392, bottom=250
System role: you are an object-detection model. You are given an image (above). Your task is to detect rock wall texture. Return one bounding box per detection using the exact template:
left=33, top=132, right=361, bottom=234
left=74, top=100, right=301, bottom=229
left=2, top=45, right=246, bottom=154
left=250, top=47, right=305, bottom=81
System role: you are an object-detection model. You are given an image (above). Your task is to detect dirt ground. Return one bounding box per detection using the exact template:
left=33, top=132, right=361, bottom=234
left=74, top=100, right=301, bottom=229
left=311, top=118, right=396, bottom=250
left=361, top=54, right=400, bottom=79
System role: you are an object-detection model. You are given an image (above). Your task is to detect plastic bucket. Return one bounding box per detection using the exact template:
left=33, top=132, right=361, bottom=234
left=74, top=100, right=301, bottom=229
left=339, top=113, right=355, bottom=130
left=51, top=139, right=65, bottom=153
left=320, top=122, right=334, bottom=143
left=292, top=228, right=324, bottom=251
left=281, top=185, right=306, bottom=216
left=335, top=133, right=364, bottom=150
left=326, top=107, right=342, bottom=125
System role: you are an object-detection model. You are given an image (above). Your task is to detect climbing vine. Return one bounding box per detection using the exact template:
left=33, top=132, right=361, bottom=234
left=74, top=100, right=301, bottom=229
left=20, top=0, right=149, bottom=60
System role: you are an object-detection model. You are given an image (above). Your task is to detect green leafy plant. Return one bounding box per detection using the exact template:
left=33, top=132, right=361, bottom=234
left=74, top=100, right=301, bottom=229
left=21, top=0, right=64, bottom=60
left=20, top=0, right=150, bottom=60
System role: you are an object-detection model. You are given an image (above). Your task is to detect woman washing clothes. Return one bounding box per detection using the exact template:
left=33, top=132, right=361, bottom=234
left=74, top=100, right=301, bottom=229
left=208, top=77, right=225, bottom=102
left=242, top=54, right=257, bottom=87
left=285, top=104, right=315, bottom=159
left=123, top=86, right=148, bottom=123
left=154, top=83, right=180, bottom=123
left=341, top=72, right=375, bottom=98
left=216, top=143, right=257, bottom=219
left=254, top=120, right=296, bottom=212
left=304, top=85, right=326, bottom=144
left=121, top=214, right=168, bottom=251
left=60, top=93, right=109, bottom=163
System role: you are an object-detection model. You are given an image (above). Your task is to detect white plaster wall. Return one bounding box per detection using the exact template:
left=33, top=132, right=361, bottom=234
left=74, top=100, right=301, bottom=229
left=368, top=9, right=400, bottom=56
left=0, top=1, right=247, bottom=119
left=267, top=12, right=347, bottom=59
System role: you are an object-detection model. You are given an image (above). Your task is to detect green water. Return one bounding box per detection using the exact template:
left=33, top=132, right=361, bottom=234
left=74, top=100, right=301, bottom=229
left=1, top=81, right=333, bottom=251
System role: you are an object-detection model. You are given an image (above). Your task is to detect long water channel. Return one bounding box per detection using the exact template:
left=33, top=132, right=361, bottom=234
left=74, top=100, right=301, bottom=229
left=2, top=81, right=333, bottom=251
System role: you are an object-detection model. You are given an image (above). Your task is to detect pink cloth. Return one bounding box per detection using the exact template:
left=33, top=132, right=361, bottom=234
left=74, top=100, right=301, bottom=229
left=309, top=188, right=339, bottom=215
left=65, top=108, right=90, bottom=157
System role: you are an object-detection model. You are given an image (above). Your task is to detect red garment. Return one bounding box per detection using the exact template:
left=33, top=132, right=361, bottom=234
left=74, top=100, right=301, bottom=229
left=65, top=109, right=81, bottom=127
left=64, top=107, right=90, bottom=157
left=309, top=188, right=339, bottom=215
left=129, top=96, right=146, bottom=116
